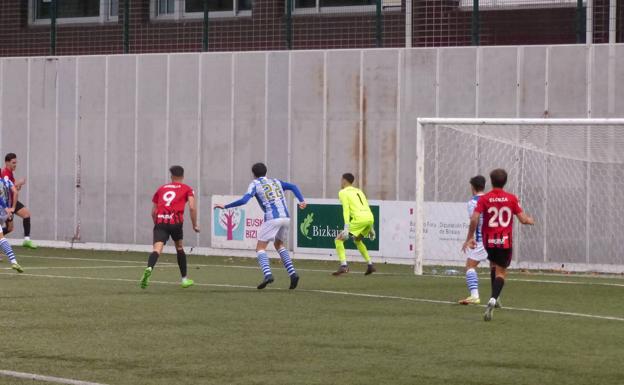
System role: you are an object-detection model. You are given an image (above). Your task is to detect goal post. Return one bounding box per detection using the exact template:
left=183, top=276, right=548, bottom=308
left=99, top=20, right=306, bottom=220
left=414, top=118, right=624, bottom=275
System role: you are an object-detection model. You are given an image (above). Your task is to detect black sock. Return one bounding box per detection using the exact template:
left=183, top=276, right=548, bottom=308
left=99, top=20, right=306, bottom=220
left=177, top=249, right=187, bottom=278
left=147, top=251, right=159, bottom=269
left=23, top=217, right=31, bottom=237
left=491, top=277, right=505, bottom=300
left=490, top=268, right=496, bottom=286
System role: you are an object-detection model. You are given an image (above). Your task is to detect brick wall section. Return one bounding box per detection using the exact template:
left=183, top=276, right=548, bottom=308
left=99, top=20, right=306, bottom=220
left=0, top=0, right=618, bottom=57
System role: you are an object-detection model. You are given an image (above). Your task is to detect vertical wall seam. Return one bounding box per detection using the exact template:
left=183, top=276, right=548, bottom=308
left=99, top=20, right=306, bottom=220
left=475, top=47, right=480, bottom=118
left=133, top=55, right=139, bottom=244
left=287, top=52, right=292, bottom=181
left=322, top=51, right=328, bottom=198
left=73, top=58, right=80, bottom=240
left=516, top=47, right=523, bottom=118
left=358, top=50, right=364, bottom=183
left=54, top=60, right=60, bottom=241
left=230, top=54, right=236, bottom=195
left=196, top=54, right=203, bottom=247
left=395, top=49, right=402, bottom=201
left=26, top=59, right=31, bottom=209
left=165, top=55, right=171, bottom=181
left=544, top=47, right=550, bottom=117
left=264, top=53, right=269, bottom=163
left=103, top=57, right=109, bottom=243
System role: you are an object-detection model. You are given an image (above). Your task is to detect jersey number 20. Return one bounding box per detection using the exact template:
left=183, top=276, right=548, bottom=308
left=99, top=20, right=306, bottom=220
left=487, top=206, right=512, bottom=227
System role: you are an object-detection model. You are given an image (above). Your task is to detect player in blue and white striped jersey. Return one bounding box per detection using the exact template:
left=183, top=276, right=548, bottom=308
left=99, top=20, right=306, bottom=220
left=214, top=163, right=306, bottom=290
left=458, top=175, right=487, bottom=305
left=0, top=176, right=23, bottom=272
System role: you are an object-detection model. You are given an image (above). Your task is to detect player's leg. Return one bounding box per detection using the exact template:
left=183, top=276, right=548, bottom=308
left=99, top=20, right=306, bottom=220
left=172, top=225, right=193, bottom=288
left=140, top=224, right=168, bottom=289
left=332, top=235, right=349, bottom=276
left=274, top=219, right=299, bottom=289
left=15, top=202, right=37, bottom=249
left=0, top=229, right=23, bottom=273
left=483, top=249, right=511, bottom=321
left=257, top=219, right=281, bottom=289
left=459, top=258, right=480, bottom=305
left=352, top=220, right=375, bottom=275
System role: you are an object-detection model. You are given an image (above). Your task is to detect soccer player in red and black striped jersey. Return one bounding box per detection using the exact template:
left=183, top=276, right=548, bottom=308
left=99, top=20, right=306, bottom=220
left=463, top=168, right=534, bottom=321
left=139, top=165, right=199, bottom=289
left=1, top=153, right=37, bottom=249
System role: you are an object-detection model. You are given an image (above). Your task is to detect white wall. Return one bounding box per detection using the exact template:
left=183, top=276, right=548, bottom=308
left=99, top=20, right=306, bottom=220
left=1, top=44, right=623, bottom=264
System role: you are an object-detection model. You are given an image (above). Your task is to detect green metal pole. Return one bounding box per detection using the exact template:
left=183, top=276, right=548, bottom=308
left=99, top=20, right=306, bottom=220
left=471, top=0, right=479, bottom=45
left=376, top=0, right=382, bottom=47
left=286, top=0, right=292, bottom=49
left=123, top=0, right=130, bottom=53
left=50, top=0, right=57, bottom=55
left=203, top=0, right=209, bottom=51
left=576, top=0, right=585, bottom=43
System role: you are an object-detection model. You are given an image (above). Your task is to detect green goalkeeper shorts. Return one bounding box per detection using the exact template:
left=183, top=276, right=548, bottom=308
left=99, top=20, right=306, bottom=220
left=349, top=218, right=374, bottom=238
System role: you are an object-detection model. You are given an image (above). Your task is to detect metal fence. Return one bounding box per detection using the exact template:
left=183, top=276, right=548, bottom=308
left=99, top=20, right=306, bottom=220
left=0, top=0, right=621, bottom=57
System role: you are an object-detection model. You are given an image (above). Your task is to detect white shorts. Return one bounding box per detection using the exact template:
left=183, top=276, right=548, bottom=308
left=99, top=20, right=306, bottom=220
left=467, top=242, right=488, bottom=262
left=258, top=218, right=290, bottom=243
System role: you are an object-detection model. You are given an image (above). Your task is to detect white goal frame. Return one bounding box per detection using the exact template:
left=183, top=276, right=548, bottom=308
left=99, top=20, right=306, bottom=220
left=414, top=117, right=624, bottom=275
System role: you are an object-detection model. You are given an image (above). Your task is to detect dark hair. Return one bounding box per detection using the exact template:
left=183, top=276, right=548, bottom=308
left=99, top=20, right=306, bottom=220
left=5, top=153, right=16, bottom=162
left=490, top=168, right=508, bottom=188
left=469, top=175, right=486, bottom=192
left=169, top=165, right=184, bottom=178
left=342, top=173, right=355, bottom=184
left=252, top=162, right=267, bottom=178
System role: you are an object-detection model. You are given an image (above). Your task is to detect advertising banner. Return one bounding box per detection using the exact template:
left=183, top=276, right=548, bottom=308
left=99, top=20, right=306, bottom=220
left=211, top=195, right=266, bottom=250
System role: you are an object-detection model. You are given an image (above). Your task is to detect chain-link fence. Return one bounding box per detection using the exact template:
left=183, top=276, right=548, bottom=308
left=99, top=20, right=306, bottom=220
left=0, top=0, right=621, bottom=57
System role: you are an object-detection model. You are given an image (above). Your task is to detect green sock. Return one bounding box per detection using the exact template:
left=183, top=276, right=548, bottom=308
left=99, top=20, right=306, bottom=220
left=354, top=239, right=371, bottom=264
left=335, top=239, right=347, bottom=265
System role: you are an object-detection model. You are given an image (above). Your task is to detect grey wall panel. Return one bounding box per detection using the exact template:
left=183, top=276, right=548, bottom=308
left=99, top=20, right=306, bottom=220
left=28, top=58, right=57, bottom=241
left=56, top=57, right=77, bottom=242
left=266, top=52, right=288, bottom=179
left=290, top=51, right=324, bottom=197
left=199, top=53, right=233, bottom=247
left=616, top=45, right=624, bottom=116
left=518, top=46, right=547, bottom=117
left=1, top=58, right=29, bottom=225
left=399, top=49, right=437, bottom=200
left=77, top=57, right=106, bottom=242
left=266, top=52, right=289, bottom=182
left=478, top=47, right=518, bottom=118
left=136, top=55, right=168, bottom=245
left=325, top=50, right=360, bottom=199
left=438, top=47, right=477, bottom=117
left=106, top=56, right=136, bottom=244
left=233, top=53, right=265, bottom=192
left=590, top=45, right=610, bottom=117
left=548, top=45, right=588, bottom=118
left=362, top=50, right=399, bottom=200
left=169, top=54, right=200, bottom=246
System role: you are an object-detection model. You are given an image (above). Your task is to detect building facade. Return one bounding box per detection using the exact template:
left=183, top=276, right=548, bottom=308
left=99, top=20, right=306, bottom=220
left=0, top=0, right=622, bottom=56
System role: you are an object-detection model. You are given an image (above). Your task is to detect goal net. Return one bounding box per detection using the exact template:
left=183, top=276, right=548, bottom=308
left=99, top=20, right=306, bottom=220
left=414, top=118, right=624, bottom=275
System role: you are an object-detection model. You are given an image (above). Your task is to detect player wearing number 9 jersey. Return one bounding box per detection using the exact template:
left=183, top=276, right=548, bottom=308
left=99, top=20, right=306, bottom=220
left=464, top=168, right=534, bottom=321
left=214, top=163, right=306, bottom=291
left=140, top=165, right=199, bottom=290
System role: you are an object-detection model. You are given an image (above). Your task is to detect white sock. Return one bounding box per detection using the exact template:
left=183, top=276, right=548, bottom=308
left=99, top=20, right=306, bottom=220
left=470, top=289, right=479, bottom=298
left=24, top=236, right=30, bottom=241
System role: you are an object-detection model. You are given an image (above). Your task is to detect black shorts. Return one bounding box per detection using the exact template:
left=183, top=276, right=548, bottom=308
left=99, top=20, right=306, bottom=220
left=15, top=201, right=25, bottom=213
left=486, top=248, right=513, bottom=268
left=153, top=223, right=184, bottom=244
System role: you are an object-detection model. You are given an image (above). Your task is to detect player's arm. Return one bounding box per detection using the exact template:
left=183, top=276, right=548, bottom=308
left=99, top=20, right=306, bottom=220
left=279, top=180, right=306, bottom=209
left=462, top=211, right=481, bottom=252
left=188, top=195, right=200, bottom=232
left=214, top=185, right=255, bottom=210
left=513, top=197, right=534, bottom=225
left=15, top=178, right=26, bottom=191
left=10, top=185, right=18, bottom=212
left=516, top=212, right=534, bottom=225
left=151, top=203, right=158, bottom=223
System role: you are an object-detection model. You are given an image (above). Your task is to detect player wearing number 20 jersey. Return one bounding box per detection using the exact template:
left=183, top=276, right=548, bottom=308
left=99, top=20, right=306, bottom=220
left=140, top=165, right=199, bottom=290
left=465, top=168, right=534, bottom=321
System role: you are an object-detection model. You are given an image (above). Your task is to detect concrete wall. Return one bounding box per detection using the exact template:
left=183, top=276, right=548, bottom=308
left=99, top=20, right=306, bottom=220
left=1, top=44, right=623, bottom=260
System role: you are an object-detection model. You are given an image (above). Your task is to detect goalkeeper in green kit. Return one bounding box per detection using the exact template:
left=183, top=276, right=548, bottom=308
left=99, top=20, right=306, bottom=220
left=332, top=173, right=376, bottom=276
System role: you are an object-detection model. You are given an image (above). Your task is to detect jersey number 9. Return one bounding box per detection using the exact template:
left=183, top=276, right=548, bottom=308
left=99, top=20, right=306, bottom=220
left=163, top=191, right=177, bottom=207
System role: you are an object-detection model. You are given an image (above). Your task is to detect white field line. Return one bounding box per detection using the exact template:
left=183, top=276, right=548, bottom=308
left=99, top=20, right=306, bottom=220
left=12, top=254, right=624, bottom=287
left=0, top=369, right=108, bottom=385
left=1, top=271, right=623, bottom=323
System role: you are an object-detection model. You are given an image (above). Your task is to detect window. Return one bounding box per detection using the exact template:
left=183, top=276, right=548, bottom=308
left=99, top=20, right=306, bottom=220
left=458, top=0, right=584, bottom=10
left=293, top=0, right=381, bottom=13
left=31, top=0, right=118, bottom=24
left=153, top=0, right=252, bottom=19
